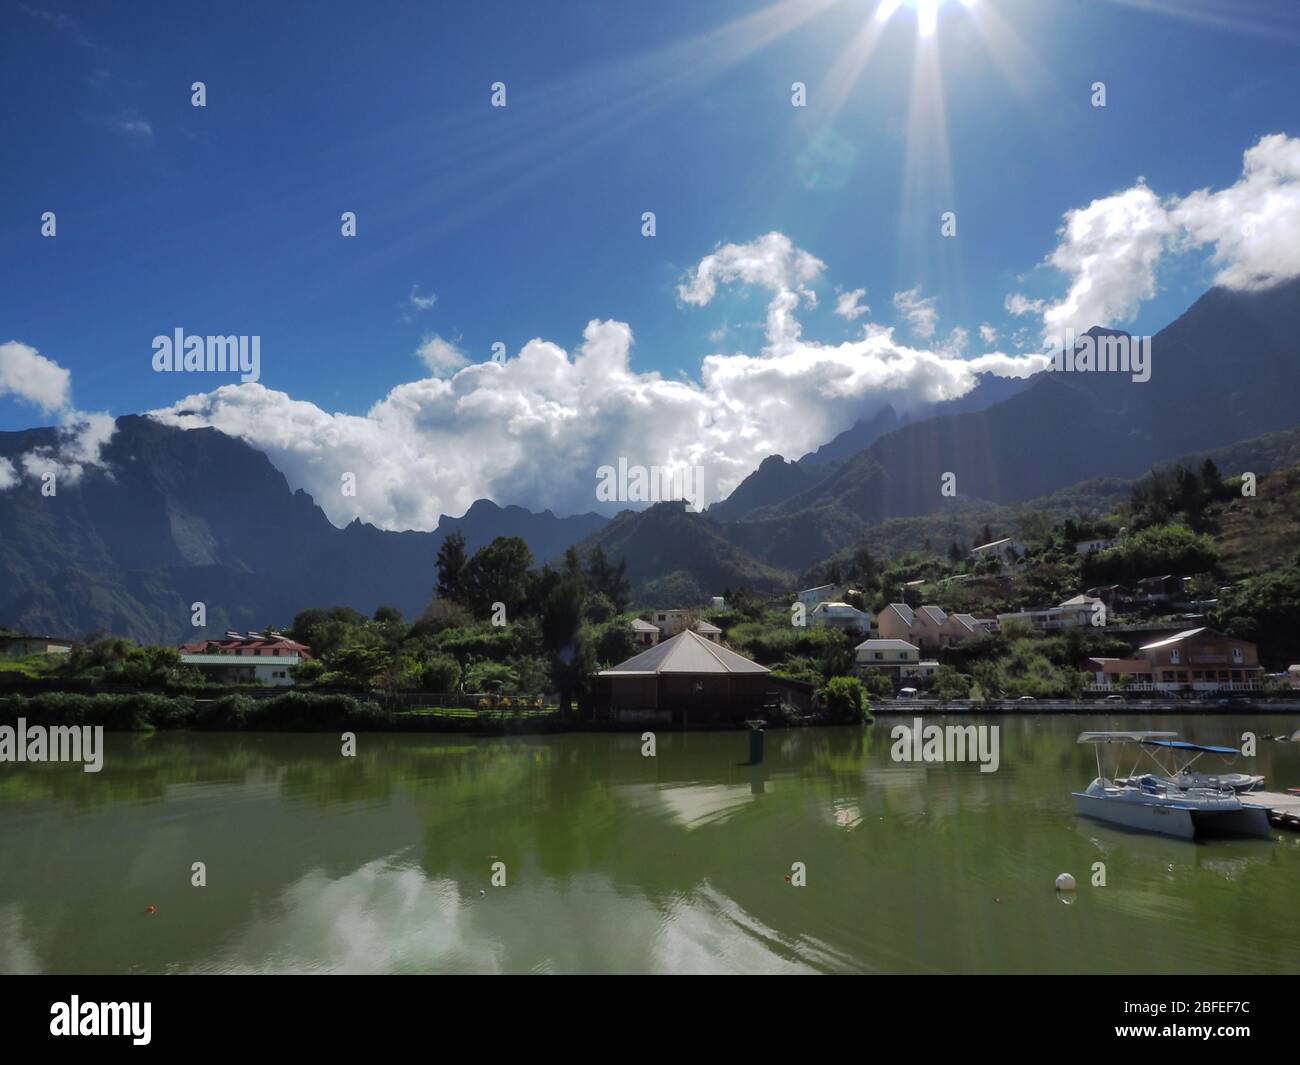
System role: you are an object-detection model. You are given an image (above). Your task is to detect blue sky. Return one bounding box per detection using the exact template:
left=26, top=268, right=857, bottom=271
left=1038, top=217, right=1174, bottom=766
left=3, top=0, right=1300, bottom=524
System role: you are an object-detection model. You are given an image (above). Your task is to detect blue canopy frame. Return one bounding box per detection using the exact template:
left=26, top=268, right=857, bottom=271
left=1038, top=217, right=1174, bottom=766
left=1141, top=738, right=1241, bottom=756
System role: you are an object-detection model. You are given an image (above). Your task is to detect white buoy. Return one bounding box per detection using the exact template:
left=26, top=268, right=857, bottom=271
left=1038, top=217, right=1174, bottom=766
left=1055, top=872, right=1076, bottom=892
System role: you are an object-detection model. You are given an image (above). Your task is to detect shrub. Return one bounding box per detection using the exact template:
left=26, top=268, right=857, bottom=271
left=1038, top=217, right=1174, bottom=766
left=931, top=666, right=972, bottom=701
left=0, top=692, right=193, bottom=730
left=819, top=675, right=871, bottom=724
left=193, top=694, right=255, bottom=730
left=420, top=654, right=462, bottom=692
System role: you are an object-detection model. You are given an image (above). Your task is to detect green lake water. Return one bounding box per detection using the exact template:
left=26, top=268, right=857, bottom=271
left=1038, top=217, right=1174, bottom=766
left=2, top=714, right=1298, bottom=974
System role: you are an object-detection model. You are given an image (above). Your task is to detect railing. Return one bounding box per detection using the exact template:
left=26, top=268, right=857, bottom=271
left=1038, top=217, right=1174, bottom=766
left=1085, top=682, right=1259, bottom=693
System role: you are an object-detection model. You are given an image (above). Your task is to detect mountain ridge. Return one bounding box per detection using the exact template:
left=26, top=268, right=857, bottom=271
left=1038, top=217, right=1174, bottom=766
left=0, top=415, right=607, bottom=642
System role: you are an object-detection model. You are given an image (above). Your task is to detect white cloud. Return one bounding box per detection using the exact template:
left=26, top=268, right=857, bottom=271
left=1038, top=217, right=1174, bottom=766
left=150, top=271, right=1045, bottom=531
left=1004, top=293, right=1044, bottom=317
left=403, top=285, right=437, bottom=322
left=1172, top=133, right=1300, bottom=291
left=965, top=351, right=1050, bottom=379
left=941, top=326, right=969, bottom=355
left=979, top=323, right=998, bottom=345
left=1038, top=181, right=1173, bottom=339
left=0, top=342, right=115, bottom=490
left=678, top=232, right=824, bottom=349
left=112, top=111, right=153, bottom=139
left=408, top=286, right=437, bottom=311
left=892, top=287, right=939, bottom=339
left=416, top=334, right=469, bottom=376
left=18, top=412, right=116, bottom=487
left=1010, top=134, right=1300, bottom=338
left=0, top=341, right=71, bottom=411
left=834, top=288, right=870, bottom=321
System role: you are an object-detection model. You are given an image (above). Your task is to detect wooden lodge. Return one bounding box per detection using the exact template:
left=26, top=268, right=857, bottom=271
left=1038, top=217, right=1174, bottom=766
left=589, top=629, right=805, bottom=726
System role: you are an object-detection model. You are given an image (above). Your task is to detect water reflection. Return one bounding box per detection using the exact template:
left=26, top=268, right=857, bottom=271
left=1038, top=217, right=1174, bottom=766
left=0, top=715, right=1297, bottom=974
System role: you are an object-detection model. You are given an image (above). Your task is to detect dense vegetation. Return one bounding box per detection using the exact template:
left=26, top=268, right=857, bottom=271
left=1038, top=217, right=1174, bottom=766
left=7, top=437, right=1300, bottom=724
left=0, top=691, right=390, bottom=731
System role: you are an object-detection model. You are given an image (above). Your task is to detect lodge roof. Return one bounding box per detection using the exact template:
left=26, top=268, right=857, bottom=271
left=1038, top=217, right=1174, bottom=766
left=598, top=628, right=769, bottom=676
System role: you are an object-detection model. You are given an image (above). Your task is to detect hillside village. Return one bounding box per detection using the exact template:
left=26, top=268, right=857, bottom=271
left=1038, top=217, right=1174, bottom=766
left=4, top=450, right=1299, bottom=729
left=4, top=418, right=1300, bottom=727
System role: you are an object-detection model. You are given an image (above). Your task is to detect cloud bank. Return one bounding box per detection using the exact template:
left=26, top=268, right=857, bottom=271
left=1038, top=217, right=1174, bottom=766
left=8, top=135, right=1298, bottom=530
left=0, top=341, right=114, bottom=488
left=1013, top=133, right=1300, bottom=338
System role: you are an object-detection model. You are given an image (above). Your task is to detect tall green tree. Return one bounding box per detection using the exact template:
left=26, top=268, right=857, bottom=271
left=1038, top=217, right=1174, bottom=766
left=541, top=575, right=589, bottom=715
left=435, top=530, right=468, bottom=602
left=460, top=536, right=535, bottom=619
left=586, top=545, right=630, bottom=612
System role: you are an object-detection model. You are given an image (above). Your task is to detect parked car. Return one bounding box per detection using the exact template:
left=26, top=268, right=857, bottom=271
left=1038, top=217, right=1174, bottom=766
left=1016, top=695, right=1036, bottom=702
left=1104, top=694, right=1126, bottom=703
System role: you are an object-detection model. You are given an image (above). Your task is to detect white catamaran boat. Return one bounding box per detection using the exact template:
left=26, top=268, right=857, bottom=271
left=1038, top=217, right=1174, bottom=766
left=1074, top=732, right=1272, bottom=840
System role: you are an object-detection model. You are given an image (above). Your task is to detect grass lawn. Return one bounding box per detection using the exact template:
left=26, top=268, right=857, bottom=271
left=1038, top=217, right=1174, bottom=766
left=0, top=654, right=61, bottom=678
left=398, top=705, right=561, bottom=719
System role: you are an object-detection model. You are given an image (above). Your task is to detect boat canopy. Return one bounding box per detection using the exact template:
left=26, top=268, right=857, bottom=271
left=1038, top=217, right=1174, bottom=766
left=1077, top=731, right=1177, bottom=744
left=1141, top=738, right=1241, bottom=756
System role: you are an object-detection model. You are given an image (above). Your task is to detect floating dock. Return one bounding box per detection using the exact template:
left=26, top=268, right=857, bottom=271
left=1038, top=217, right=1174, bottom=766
left=1242, top=790, right=1300, bottom=832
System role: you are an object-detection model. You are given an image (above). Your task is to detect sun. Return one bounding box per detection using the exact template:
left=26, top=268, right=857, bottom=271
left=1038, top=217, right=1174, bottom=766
left=876, top=0, right=977, bottom=38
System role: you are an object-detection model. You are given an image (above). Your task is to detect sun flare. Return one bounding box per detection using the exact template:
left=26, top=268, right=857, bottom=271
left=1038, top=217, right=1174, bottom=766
left=876, top=0, right=977, bottom=38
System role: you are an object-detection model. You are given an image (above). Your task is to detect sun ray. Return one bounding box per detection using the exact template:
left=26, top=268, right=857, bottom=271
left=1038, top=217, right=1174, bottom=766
left=1099, top=0, right=1300, bottom=40
left=899, top=25, right=955, bottom=275
left=876, top=0, right=906, bottom=23
left=918, top=0, right=941, bottom=38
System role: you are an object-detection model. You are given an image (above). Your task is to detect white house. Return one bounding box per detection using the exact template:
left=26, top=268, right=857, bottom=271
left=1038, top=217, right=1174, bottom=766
left=853, top=638, right=920, bottom=679
left=809, top=601, right=872, bottom=631
left=179, top=631, right=311, bottom=687
left=629, top=618, right=661, bottom=647
left=0, top=633, right=74, bottom=656
left=797, top=583, right=842, bottom=609
left=693, top=620, right=723, bottom=644
left=998, top=594, right=1103, bottom=632
left=969, top=538, right=1024, bottom=564
left=908, top=660, right=941, bottom=681
left=648, top=610, right=722, bottom=643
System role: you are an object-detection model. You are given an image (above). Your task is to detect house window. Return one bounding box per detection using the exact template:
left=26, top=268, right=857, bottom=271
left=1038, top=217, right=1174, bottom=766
left=1170, top=649, right=1180, bottom=664
left=874, top=653, right=883, bottom=660
left=1231, top=648, right=1243, bottom=663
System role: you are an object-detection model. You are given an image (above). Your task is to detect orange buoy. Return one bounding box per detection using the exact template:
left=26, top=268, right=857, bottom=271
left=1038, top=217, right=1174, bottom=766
left=145, top=905, right=156, bottom=915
